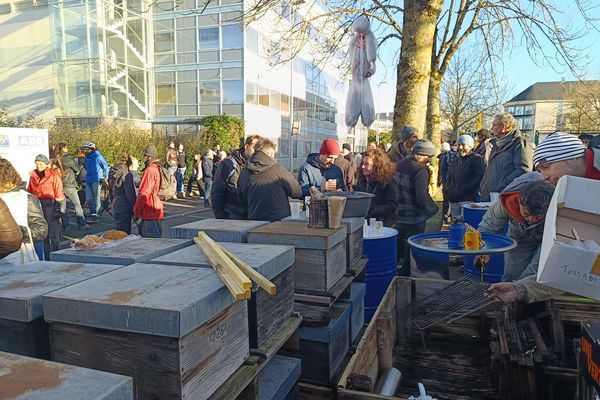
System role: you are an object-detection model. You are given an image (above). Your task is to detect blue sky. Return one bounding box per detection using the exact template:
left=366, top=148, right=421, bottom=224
left=369, top=3, right=600, bottom=114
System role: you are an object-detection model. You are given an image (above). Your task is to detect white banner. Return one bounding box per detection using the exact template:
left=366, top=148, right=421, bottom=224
left=0, top=128, right=49, bottom=183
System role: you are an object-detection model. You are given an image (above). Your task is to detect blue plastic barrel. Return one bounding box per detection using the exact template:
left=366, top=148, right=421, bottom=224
left=462, top=203, right=506, bottom=283
left=363, top=227, right=398, bottom=322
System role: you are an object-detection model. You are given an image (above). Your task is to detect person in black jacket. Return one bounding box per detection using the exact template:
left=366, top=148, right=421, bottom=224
left=201, top=150, right=215, bottom=207
left=238, top=138, right=303, bottom=221
left=108, top=153, right=137, bottom=234
left=186, top=153, right=204, bottom=197
left=211, top=135, right=260, bottom=219
left=0, top=158, right=48, bottom=263
left=54, top=143, right=89, bottom=230
left=445, top=135, right=486, bottom=218
left=355, top=148, right=399, bottom=227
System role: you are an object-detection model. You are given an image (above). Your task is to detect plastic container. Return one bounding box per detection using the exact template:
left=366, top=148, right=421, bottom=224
left=363, top=227, right=398, bottom=322
left=448, top=220, right=465, bottom=249
left=324, top=192, right=374, bottom=218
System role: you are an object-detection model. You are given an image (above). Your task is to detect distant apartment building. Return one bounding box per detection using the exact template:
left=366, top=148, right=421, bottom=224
left=504, top=80, right=600, bottom=143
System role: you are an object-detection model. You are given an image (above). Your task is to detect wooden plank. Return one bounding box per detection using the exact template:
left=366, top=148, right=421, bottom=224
left=197, top=232, right=253, bottom=290
left=223, top=248, right=277, bottom=295
left=297, top=382, right=334, bottom=400
left=376, top=312, right=393, bottom=371
left=337, top=388, right=400, bottom=400
left=395, top=278, right=412, bottom=344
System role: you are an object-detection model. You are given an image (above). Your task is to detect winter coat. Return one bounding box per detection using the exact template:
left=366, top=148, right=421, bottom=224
left=201, top=156, right=214, bottom=181
left=335, top=155, right=357, bottom=190
left=57, top=154, right=80, bottom=188
left=77, top=157, right=87, bottom=184
left=108, top=164, right=137, bottom=215
left=177, top=151, right=186, bottom=168
left=166, top=148, right=178, bottom=168
left=388, top=142, right=411, bottom=165
left=298, top=153, right=346, bottom=197
left=478, top=172, right=544, bottom=281
left=0, top=188, right=48, bottom=244
left=84, top=150, right=110, bottom=184
left=238, top=151, right=303, bottom=222
left=479, top=130, right=534, bottom=201
left=445, top=152, right=485, bottom=203
left=475, top=138, right=493, bottom=164
left=396, top=157, right=438, bottom=224
left=355, top=174, right=399, bottom=226
left=133, top=161, right=164, bottom=220
left=438, top=151, right=458, bottom=185
left=211, top=149, right=247, bottom=219
left=585, top=148, right=600, bottom=179
left=27, top=168, right=64, bottom=201
left=0, top=198, right=23, bottom=259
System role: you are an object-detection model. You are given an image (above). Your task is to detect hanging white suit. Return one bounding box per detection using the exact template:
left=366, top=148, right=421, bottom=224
left=344, top=15, right=377, bottom=128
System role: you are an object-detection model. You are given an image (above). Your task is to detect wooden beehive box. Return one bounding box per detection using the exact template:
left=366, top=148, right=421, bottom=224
left=43, top=263, right=249, bottom=400
left=169, top=218, right=270, bottom=242
left=342, top=218, right=364, bottom=271
left=49, top=238, right=191, bottom=265
left=297, top=302, right=351, bottom=385
left=0, top=351, right=133, bottom=400
left=256, top=355, right=301, bottom=400
left=247, top=221, right=347, bottom=293
left=0, top=261, right=123, bottom=359
left=338, top=282, right=366, bottom=344
left=149, top=242, right=295, bottom=348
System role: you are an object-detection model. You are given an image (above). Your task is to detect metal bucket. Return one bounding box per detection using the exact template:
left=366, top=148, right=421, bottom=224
left=363, top=227, right=398, bottom=322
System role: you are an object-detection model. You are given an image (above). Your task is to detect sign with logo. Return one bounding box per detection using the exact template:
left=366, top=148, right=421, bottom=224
left=0, top=128, right=48, bottom=182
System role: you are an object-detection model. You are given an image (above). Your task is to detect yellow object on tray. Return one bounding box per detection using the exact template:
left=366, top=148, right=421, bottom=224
left=464, top=231, right=481, bottom=250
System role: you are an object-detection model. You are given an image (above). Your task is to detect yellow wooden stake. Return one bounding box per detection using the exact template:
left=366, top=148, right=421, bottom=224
left=222, top=249, right=277, bottom=296
left=197, top=232, right=252, bottom=290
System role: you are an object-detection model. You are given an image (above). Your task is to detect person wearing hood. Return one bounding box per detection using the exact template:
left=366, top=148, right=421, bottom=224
left=388, top=125, right=421, bottom=164
left=479, top=113, right=534, bottom=201
left=488, top=133, right=600, bottom=303
left=395, top=139, right=439, bottom=274
left=211, top=134, right=260, bottom=219
left=82, top=142, right=110, bottom=222
left=335, top=143, right=357, bottom=192
left=298, top=139, right=346, bottom=196
left=445, top=135, right=485, bottom=218
left=53, top=143, right=89, bottom=230
left=201, top=150, right=215, bottom=207
left=108, top=153, right=137, bottom=234
left=133, top=145, right=164, bottom=238
left=477, top=174, right=554, bottom=281
left=238, top=138, right=302, bottom=221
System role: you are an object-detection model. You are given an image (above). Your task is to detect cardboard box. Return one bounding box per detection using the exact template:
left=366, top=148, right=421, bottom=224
left=581, top=321, right=600, bottom=395
left=537, top=176, right=600, bottom=300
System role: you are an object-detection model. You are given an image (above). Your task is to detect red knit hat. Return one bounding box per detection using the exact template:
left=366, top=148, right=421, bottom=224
left=319, top=139, right=340, bottom=156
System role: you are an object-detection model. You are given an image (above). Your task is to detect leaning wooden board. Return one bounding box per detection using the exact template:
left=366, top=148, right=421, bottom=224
left=0, top=261, right=123, bottom=359
left=43, top=263, right=249, bottom=400
left=247, top=221, right=347, bottom=293
left=149, top=242, right=295, bottom=348
left=0, top=351, right=133, bottom=400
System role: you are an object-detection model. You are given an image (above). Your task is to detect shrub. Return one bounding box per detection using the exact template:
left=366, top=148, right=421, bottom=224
left=198, top=114, right=245, bottom=153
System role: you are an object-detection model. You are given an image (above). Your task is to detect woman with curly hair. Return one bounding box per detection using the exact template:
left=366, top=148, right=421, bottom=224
left=0, top=158, right=48, bottom=263
left=355, top=148, right=399, bottom=227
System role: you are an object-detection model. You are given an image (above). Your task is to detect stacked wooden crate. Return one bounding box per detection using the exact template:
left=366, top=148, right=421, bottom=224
left=169, top=218, right=270, bottom=242
left=0, top=351, right=133, bottom=400
left=0, top=261, right=123, bottom=359
left=43, top=263, right=250, bottom=400
left=341, top=217, right=366, bottom=276
left=247, top=221, right=359, bottom=385
left=49, top=238, right=191, bottom=265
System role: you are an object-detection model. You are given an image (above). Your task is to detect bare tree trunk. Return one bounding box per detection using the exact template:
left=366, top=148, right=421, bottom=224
left=426, top=72, right=442, bottom=146
left=393, top=0, right=443, bottom=136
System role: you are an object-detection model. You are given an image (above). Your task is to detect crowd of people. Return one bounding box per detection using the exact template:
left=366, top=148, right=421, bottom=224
left=1, top=111, right=599, bottom=309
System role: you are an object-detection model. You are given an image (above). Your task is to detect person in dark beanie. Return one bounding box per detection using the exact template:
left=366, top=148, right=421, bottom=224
left=578, top=133, right=593, bottom=148
left=395, top=139, right=439, bottom=274
left=238, top=138, right=303, bottom=221
left=445, top=134, right=485, bottom=218
left=133, top=144, right=164, bottom=238
left=211, top=134, right=261, bottom=219
left=388, top=125, right=421, bottom=164
left=298, top=138, right=346, bottom=196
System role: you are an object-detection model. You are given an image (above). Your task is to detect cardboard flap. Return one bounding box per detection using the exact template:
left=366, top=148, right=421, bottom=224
left=556, top=175, right=600, bottom=215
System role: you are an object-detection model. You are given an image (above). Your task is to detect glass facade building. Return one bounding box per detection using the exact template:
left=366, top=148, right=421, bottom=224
left=49, top=0, right=153, bottom=122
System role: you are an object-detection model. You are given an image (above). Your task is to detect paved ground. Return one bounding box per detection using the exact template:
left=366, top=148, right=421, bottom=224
left=61, top=193, right=215, bottom=246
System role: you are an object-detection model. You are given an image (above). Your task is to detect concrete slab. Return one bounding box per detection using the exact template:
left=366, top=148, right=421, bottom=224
left=43, top=263, right=236, bottom=338
left=49, top=238, right=192, bottom=265
left=169, top=218, right=270, bottom=242
left=148, top=242, right=294, bottom=289
left=258, top=355, right=301, bottom=400
left=0, top=351, right=133, bottom=400
left=0, top=261, right=123, bottom=322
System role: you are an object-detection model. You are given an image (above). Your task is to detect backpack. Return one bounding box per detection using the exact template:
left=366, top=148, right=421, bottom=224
left=158, top=165, right=177, bottom=200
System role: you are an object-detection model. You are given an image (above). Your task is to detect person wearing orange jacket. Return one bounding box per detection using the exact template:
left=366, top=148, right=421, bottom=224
left=133, top=144, right=164, bottom=238
left=27, top=154, right=64, bottom=259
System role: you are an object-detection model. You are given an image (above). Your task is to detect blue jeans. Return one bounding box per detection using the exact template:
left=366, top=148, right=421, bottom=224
left=204, top=179, right=212, bottom=206
left=85, top=181, right=101, bottom=215
left=61, top=186, right=87, bottom=227
left=176, top=167, right=186, bottom=194
left=139, top=219, right=162, bottom=238
left=114, top=212, right=132, bottom=235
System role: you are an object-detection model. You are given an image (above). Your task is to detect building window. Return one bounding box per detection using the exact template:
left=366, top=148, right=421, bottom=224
left=246, top=82, right=258, bottom=105
left=259, top=86, right=269, bottom=106
left=199, top=68, right=220, bottom=80
left=200, top=81, right=220, bottom=103
left=198, top=13, right=219, bottom=26
left=270, top=90, right=280, bottom=110
left=178, top=82, right=198, bottom=104
left=177, top=29, right=196, bottom=52
left=156, top=84, right=176, bottom=103
left=199, top=27, right=219, bottom=49
left=247, top=27, right=258, bottom=54
left=155, top=32, right=174, bottom=52
left=223, top=80, right=243, bottom=103
left=154, top=19, right=174, bottom=31
left=177, top=52, right=197, bottom=64
left=281, top=93, right=289, bottom=112
left=222, top=24, right=243, bottom=49
left=222, top=67, right=242, bottom=79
